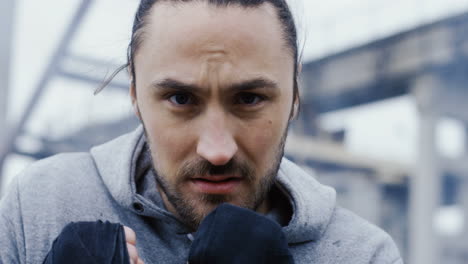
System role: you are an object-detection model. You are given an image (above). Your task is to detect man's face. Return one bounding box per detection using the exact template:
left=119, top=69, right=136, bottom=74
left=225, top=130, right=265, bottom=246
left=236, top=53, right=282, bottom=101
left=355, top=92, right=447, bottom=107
left=131, top=1, right=296, bottom=228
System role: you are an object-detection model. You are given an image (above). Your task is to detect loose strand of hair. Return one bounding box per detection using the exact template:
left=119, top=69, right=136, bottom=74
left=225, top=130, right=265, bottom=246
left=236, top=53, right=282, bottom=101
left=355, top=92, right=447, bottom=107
left=94, top=63, right=129, bottom=95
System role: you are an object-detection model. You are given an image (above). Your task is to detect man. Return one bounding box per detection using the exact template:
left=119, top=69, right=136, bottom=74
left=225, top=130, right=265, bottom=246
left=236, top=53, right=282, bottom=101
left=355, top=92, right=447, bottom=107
left=0, top=0, right=403, bottom=263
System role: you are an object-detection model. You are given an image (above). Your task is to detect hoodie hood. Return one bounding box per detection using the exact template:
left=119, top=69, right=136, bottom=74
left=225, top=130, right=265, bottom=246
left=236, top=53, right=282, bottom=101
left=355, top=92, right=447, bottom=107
left=90, top=126, right=145, bottom=209
left=90, top=126, right=337, bottom=244
left=276, top=159, right=337, bottom=244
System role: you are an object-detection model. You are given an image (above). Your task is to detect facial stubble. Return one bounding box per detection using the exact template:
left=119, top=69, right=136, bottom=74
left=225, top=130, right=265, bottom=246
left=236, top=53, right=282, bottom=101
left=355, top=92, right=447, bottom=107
left=141, top=121, right=289, bottom=230
left=138, top=100, right=294, bottom=230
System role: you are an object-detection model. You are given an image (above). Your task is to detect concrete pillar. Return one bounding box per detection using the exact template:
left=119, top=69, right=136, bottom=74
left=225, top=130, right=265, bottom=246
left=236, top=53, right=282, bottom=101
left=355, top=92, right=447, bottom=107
left=0, top=0, right=15, bottom=191
left=409, top=75, right=441, bottom=264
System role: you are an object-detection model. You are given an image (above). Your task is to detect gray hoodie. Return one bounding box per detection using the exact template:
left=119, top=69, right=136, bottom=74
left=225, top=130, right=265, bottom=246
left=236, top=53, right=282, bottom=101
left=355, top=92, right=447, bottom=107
left=0, top=126, right=403, bottom=264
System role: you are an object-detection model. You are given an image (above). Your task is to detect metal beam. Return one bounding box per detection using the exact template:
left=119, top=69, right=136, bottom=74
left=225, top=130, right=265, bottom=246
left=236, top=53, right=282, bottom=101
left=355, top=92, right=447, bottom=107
left=285, top=133, right=409, bottom=184
left=57, top=69, right=128, bottom=90
left=0, top=0, right=94, bottom=191
left=58, top=54, right=129, bottom=91
left=301, top=10, right=468, bottom=113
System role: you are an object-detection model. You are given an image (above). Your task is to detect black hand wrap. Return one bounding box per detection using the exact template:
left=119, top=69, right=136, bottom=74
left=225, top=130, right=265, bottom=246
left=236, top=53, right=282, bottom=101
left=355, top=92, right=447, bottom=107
left=188, top=203, right=295, bottom=264
left=43, top=220, right=130, bottom=264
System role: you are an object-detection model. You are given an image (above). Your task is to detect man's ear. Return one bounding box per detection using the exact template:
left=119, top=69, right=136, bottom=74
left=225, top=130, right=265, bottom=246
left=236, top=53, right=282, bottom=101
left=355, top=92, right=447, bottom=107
left=130, top=82, right=142, bottom=120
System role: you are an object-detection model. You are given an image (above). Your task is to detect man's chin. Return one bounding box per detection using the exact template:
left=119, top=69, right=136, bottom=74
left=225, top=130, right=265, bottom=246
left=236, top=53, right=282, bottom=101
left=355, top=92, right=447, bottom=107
left=162, top=181, right=272, bottom=229
left=180, top=194, right=254, bottom=228
left=191, top=194, right=236, bottom=217
left=200, top=193, right=233, bottom=205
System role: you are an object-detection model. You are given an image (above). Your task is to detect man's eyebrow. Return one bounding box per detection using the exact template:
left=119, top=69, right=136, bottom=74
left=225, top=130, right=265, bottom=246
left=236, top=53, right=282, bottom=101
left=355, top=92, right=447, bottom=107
left=151, top=78, right=279, bottom=92
left=228, top=78, right=279, bottom=91
left=151, top=79, right=202, bottom=91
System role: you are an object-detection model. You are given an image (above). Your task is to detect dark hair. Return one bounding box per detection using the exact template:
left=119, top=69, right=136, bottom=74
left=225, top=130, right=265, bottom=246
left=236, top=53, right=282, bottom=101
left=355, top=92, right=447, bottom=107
left=96, top=0, right=300, bottom=107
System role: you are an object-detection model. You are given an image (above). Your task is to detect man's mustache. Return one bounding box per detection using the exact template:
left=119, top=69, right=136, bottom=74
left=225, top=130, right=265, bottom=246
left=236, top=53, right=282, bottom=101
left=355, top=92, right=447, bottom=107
left=178, top=158, right=255, bottom=181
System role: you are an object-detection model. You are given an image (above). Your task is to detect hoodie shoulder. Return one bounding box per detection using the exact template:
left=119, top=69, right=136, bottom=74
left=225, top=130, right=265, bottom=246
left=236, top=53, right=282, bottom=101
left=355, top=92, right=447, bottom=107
left=15, top=152, right=95, bottom=186
left=277, top=159, right=402, bottom=263
left=11, top=126, right=145, bottom=200
left=12, top=152, right=103, bottom=203
left=320, top=206, right=402, bottom=263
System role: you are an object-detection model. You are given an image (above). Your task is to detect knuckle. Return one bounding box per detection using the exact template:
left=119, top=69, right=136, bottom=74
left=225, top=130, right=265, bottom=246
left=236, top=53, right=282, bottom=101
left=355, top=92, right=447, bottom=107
left=124, top=226, right=137, bottom=244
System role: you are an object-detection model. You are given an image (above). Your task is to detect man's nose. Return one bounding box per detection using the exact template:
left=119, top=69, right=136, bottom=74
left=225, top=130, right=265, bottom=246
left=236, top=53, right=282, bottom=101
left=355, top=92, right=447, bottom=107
left=196, top=114, right=238, bottom=166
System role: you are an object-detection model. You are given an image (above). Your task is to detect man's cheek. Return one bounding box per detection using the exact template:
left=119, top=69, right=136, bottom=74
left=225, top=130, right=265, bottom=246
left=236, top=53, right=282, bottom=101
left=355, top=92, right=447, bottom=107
left=247, top=132, right=277, bottom=160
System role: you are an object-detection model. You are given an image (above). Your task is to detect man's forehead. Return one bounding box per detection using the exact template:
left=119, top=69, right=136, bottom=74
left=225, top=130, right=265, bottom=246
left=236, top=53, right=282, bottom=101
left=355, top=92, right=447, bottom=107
left=134, top=0, right=295, bottom=93
left=144, top=1, right=285, bottom=51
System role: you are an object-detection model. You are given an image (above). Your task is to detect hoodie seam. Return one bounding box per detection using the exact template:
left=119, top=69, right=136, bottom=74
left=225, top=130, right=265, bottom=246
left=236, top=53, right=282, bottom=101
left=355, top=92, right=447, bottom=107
left=87, top=153, right=129, bottom=213
left=320, top=206, right=338, bottom=239
left=369, top=232, right=397, bottom=263
left=129, top=131, right=146, bottom=195
left=277, top=167, right=298, bottom=221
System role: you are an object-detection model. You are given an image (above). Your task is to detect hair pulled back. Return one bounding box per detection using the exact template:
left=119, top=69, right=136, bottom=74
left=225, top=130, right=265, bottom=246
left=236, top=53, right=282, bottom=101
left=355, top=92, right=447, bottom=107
left=97, top=0, right=300, bottom=103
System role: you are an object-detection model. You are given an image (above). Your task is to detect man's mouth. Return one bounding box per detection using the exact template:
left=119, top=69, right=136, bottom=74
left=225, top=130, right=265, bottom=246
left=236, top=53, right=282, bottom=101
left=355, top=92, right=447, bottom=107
left=190, top=175, right=242, bottom=194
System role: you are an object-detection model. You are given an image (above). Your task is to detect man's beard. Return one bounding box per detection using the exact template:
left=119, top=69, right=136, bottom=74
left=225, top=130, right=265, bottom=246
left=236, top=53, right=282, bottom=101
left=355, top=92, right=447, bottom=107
left=145, top=128, right=288, bottom=230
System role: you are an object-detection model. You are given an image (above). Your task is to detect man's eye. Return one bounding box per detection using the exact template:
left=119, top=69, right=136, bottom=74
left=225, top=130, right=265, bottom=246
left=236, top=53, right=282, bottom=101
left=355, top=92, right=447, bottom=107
left=237, top=93, right=263, bottom=105
left=168, top=93, right=193, bottom=105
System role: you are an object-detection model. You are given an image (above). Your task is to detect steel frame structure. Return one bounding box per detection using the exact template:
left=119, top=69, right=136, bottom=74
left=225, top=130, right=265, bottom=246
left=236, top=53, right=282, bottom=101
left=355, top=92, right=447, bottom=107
left=0, top=0, right=129, bottom=191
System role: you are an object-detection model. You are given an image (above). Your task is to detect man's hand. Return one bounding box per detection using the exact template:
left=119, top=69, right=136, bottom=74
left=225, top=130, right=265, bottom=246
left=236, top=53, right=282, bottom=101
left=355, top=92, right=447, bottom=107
left=124, top=226, right=144, bottom=264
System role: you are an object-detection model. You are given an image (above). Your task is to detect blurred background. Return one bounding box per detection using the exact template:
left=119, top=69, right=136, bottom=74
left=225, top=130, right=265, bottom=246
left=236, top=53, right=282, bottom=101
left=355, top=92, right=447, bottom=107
left=1, top=0, right=468, bottom=263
